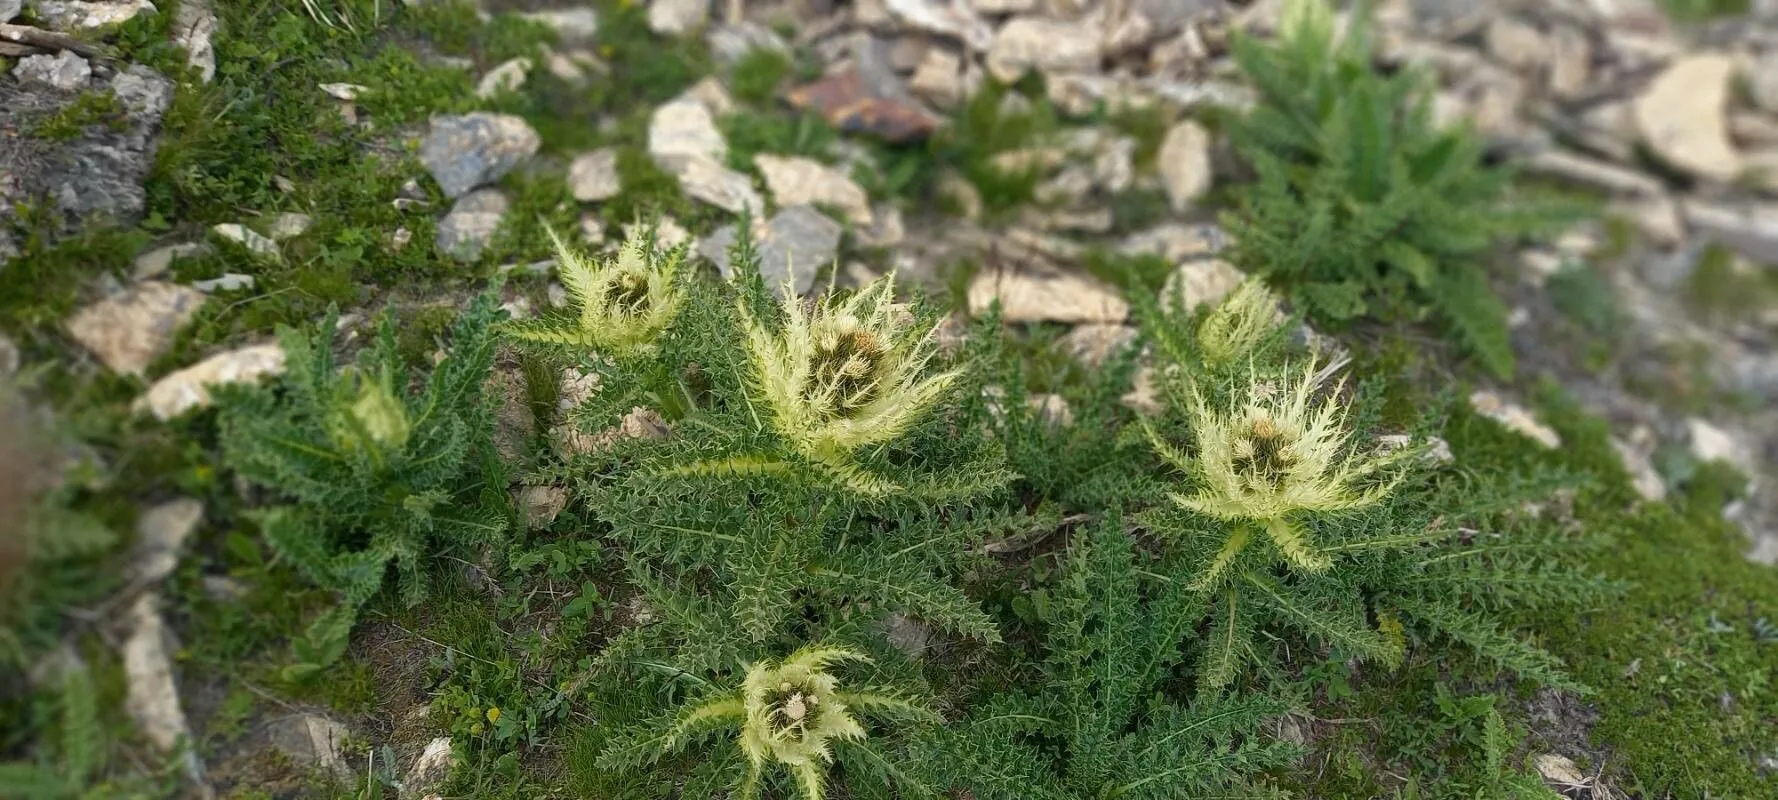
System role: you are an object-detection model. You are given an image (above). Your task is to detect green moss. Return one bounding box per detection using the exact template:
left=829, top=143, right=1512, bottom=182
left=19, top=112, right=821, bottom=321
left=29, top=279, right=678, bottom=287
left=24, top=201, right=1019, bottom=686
left=928, top=84, right=1062, bottom=216
left=720, top=110, right=839, bottom=172
left=1660, top=0, right=1752, bottom=19
left=1685, top=243, right=1778, bottom=322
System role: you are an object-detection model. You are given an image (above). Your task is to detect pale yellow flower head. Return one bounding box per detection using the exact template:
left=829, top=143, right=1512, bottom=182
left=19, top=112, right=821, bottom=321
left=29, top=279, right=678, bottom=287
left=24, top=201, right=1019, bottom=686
left=331, top=368, right=410, bottom=454
left=507, top=226, right=687, bottom=356
left=1151, top=359, right=1406, bottom=581
left=740, top=274, right=958, bottom=490
left=739, top=648, right=869, bottom=790
left=1198, top=277, right=1286, bottom=365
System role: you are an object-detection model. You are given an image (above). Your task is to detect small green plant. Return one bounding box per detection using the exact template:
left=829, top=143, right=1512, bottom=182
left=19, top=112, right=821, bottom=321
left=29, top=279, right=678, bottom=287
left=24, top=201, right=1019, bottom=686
left=30, top=91, right=129, bottom=141
left=729, top=48, right=794, bottom=107
left=217, top=294, right=508, bottom=679
left=599, top=646, right=934, bottom=800
left=504, top=226, right=689, bottom=358
left=916, top=519, right=1298, bottom=799
left=0, top=664, right=106, bottom=798
left=1224, top=0, right=1567, bottom=377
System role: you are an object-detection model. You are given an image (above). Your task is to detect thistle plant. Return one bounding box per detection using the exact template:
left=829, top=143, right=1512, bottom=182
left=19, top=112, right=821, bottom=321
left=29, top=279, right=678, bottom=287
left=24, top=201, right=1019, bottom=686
left=599, top=646, right=934, bottom=800
left=504, top=226, right=688, bottom=358
left=1149, top=359, right=1408, bottom=584
left=1197, top=278, right=1286, bottom=366
left=1133, top=281, right=1613, bottom=692
left=731, top=273, right=959, bottom=495
left=217, top=296, right=508, bottom=679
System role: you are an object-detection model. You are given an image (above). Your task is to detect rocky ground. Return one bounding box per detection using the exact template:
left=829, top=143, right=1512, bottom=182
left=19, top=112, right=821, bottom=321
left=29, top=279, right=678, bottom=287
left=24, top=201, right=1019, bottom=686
left=4, top=0, right=1778, bottom=797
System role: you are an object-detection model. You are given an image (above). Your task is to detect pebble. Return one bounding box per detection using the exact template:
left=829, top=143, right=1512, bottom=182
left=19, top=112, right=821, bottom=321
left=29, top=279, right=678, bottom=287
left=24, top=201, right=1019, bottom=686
left=64, top=282, right=207, bottom=376
left=419, top=113, right=541, bottom=199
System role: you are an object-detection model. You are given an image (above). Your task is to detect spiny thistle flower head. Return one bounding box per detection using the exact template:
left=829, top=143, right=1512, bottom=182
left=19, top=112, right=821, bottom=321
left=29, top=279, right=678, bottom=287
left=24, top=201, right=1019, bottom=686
left=738, top=647, right=869, bottom=779
left=741, top=273, right=958, bottom=474
left=505, top=225, right=687, bottom=356
left=1151, top=359, right=1406, bottom=580
left=1198, top=277, right=1286, bottom=365
left=330, top=368, right=411, bottom=454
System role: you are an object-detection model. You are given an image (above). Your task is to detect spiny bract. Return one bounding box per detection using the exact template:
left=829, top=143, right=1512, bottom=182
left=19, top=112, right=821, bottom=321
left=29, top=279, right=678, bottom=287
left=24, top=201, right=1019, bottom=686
left=740, top=274, right=958, bottom=493
left=504, top=226, right=688, bottom=357
left=1151, top=358, right=1408, bottom=582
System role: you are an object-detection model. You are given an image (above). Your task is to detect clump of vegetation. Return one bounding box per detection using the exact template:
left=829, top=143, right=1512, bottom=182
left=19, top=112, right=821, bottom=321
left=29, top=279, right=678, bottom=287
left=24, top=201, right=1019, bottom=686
left=1224, top=0, right=1567, bottom=377
left=215, top=294, right=508, bottom=679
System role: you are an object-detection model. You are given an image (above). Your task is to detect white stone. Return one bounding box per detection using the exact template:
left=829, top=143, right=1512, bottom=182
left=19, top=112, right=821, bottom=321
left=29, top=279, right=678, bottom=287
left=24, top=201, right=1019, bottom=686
left=1610, top=194, right=1683, bottom=246
left=406, top=737, right=455, bottom=799
left=967, top=265, right=1129, bottom=323
left=518, top=485, right=568, bottom=528
left=65, top=282, right=206, bottom=376
left=1687, top=418, right=1755, bottom=472
left=121, top=595, right=191, bottom=753
left=132, top=242, right=210, bottom=280
left=1634, top=55, right=1742, bottom=182
left=648, top=0, right=708, bottom=36
left=212, top=223, right=281, bottom=261
left=132, top=498, right=202, bottom=584
left=476, top=57, right=532, bottom=98
left=1611, top=438, right=1667, bottom=502
left=568, top=148, right=622, bottom=203
left=1468, top=391, right=1560, bottom=449
left=1160, top=258, right=1245, bottom=314
left=522, top=7, right=597, bottom=39
left=754, top=154, right=873, bottom=225
left=29, top=0, right=156, bottom=31
left=986, top=17, right=1102, bottom=84
left=318, top=82, right=367, bottom=101
left=1377, top=434, right=1455, bottom=465
left=623, top=216, right=693, bottom=249
left=135, top=343, right=286, bottom=420
left=1547, top=25, right=1591, bottom=99
left=677, top=156, right=763, bottom=216
left=267, top=212, right=313, bottom=240
left=14, top=50, right=91, bottom=91
left=1, top=0, right=18, bottom=22
left=1158, top=120, right=1212, bottom=213
left=172, top=0, right=217, bottom=83
left=1525, top=149, right=1663, bottom=197
left=1119, top=223, right=1227, bottom=263
left=1057, top=323, right=1137, bottom=367
left=190, top=273, right=254, bottom=293
left=420, top=113, right=541, bottom=199
left=267, top=714, right=353, bottom=783
left=1683, top=200, right=1778, bottom=264
left=1484, top=15, right=1546, bottom=72
left=648, top=97, right=726, bottom=172
left=436, top=189, right=510, bottom=262
left=885, top=0, right=992, bottom=51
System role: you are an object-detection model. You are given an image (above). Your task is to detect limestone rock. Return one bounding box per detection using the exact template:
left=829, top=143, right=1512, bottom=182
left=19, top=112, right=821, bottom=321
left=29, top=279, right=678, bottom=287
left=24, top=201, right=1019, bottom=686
left=475, top=57, right=532, bottom=98
left=172, top=0, right=217, bottom=83
left=136, top=342, right=286, bottom=420
left=568, top=148, right=621, bottom=203
left=406, top=737, right=454, bottom=799
left=1, top=0, right=17, bottom=21
left=885, top=0, right=992, bottom=51
left=1633, top=55, right=1741, bottom=182
left=267, top=212, right=313, bottom=240
left=132, top=498, right=202, bottom=584
left=1160, top=258, right=1244, bottom=313
left=882, top=613, right=934, bottom=660
left=131, top=242, right=210, bottom=280
left=754, top=154, right=873, bottom=225
left=419, top=113, right=541, bottom=199
left=521, top=7, right=597, bottom=40
left=1683, top=201, right=1778, bottom=264
left=267, top=714, right=354, bottom=784
left=1749, top=51, right=1778, bottom=115
left=702, top=206, right=842, bottom=297
left=212, top=223, right=281, bottom=261
left=0, top=332, right=17, bottom=376
left=1547, top=25, right=1591, bottom=99
left=1378, top=434, right=1455, bottom=466
left=967, top=265, right=1128, bottom=323
left=1687, top=418, right=1755, bottom=473
left=622, top=216, right=693, bottom=249
left=1057, top=323, right=1137, bottom=368
left=985, top=17, right=1102, bottom=83
left=648, top=97, right=726, bottom=172
left=555, top=406, right=670, bottom=458
left=122, top=595, right=191, bottom=754
left=518, top=485, right=568, bottom=529
left=678, top=156, right=764, bottom=215
left=29, top=0, right=156, bottom=31
left=648, top=0, right=708, bottom=36
left=1611, top=438, right=1667, bottom=502
left=1484, top=15, right=1546, bottom=72
left=436, top=189, right=509, bottom=262
left=14, top=50, right=91, bottom=92
left=707, top=22, right=790, bottom=66
left=1525, top=149, right=1663, bottom=197
left=1157, top=120, right=1212, bottom=213
left=65, top=282, right=206, bottom=376
left=1118, top=223, right=1227, bottom=263
left=1468, top=391, right=1560, bottom=449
